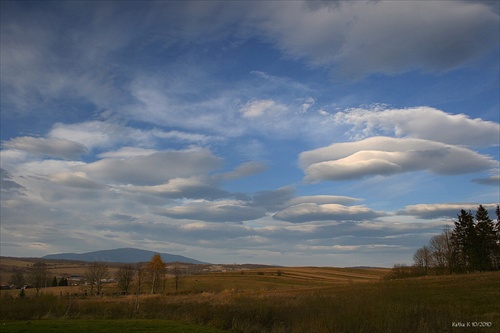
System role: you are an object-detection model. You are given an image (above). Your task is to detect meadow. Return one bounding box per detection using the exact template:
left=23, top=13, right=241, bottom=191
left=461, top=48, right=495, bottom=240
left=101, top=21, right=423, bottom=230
left=1, top=265, right=499, bottom=333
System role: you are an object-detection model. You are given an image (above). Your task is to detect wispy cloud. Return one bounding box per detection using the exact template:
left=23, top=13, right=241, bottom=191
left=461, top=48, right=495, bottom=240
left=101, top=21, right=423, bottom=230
left=335, top=106, right=500, bottom=146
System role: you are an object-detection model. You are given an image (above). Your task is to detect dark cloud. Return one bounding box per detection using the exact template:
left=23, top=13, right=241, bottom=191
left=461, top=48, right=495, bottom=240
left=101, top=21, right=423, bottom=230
left=0, top=168, right=25, bottom=191
left=249, top=1, right=499, bottom=79
left=109, top=213, right=138, bottom=223
left=472, top=175, right=500, bottom=187
left=250, top=186, right=295, bottom=211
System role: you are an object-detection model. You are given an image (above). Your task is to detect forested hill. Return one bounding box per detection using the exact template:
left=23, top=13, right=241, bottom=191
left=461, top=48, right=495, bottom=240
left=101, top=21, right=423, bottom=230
left=42, top=248, right=208, bottom=264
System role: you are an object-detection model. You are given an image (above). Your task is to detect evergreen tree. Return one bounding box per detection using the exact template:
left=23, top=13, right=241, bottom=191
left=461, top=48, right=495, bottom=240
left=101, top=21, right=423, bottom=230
left=58, top=277, right=68, bottom=286
left=474, top=205, right=496, bottom=271
left=451, top=210, right=476, bottom=272
left=51, top=276, right=58, bottom=287
left=493, top=204, right=500, bottom=269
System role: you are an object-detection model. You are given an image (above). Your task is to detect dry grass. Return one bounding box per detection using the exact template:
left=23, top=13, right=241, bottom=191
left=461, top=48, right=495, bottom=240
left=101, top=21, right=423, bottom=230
left=1, top=269, right=499, bottom=332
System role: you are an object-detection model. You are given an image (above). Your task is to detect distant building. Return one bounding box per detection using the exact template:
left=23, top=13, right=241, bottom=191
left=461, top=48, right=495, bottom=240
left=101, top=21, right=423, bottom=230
left=1, top=281, right=11, bottom=290
left=67, top=275, right=84, bottom=285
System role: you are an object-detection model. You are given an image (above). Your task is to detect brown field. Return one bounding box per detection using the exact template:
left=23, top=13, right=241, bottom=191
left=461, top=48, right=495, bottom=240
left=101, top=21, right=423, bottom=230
left=0, top=256, right=389, bottom=297
left=1, top=257, right=498, bottom=332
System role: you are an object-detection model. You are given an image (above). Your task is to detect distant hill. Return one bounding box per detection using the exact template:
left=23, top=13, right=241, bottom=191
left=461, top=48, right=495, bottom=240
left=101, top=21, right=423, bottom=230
left=42, top=248, right=208, bottom=264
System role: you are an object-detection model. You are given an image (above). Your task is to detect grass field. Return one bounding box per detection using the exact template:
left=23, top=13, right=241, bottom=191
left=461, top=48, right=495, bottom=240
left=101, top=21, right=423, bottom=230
left=0, top=320, right=229, bottom=332
left=1, top=265, right=498, bottom=333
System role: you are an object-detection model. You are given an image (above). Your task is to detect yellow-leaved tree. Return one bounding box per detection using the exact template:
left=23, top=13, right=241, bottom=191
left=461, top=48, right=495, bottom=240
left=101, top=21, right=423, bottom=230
left=147, top=254, right=166, bottom=294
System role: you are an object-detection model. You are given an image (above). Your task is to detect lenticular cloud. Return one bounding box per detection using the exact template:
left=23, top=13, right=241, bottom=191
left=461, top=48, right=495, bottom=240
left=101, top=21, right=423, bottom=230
left=299, top=136, right=496, bottom=181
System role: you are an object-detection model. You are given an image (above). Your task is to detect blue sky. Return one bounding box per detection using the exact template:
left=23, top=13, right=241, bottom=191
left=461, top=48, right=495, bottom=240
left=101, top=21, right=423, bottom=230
left=1, top=1, right=499, bottom=267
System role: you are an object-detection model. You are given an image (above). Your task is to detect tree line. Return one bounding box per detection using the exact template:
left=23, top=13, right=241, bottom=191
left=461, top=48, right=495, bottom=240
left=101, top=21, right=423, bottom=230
left=9, top=253, right=184, bottom=297
left=389, top=204, right=500, bottom=278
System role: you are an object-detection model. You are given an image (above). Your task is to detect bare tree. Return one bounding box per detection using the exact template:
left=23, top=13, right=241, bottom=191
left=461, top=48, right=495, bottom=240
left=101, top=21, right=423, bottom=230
left=135, top=263, right=144, bottom=295
left=27, top=262, right=48, bottom=295
left=173, top=264, right=183, bottom=293
left=9, top=271, right=25, bottom=288
left=413, top=246, right=432, bottom=275
left=116, top=264, right=135, bottom=295
left=85, top=262, right=109, bottom=295
left=133, top=263, right=144, bottom=315
left=428, top=228, right=454, bottom=274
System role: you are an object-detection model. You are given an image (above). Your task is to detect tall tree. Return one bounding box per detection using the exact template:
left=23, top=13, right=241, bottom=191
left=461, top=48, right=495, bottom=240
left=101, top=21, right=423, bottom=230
left=116, top=264, right=135, bottom=295
left=413, top=246, right=432, bottom=275
left=58, top=277, right=68, bottom=286
left=475, top=205, right=497, bottom=271
left=451, top=209, right=476, bottom=272
left=495, top=205, right=500, bottom=270
left=85, top=262, right=109, bottom=295
left=28, top=262, right=48, bottom=295
left=147, top=254, right=166, bottom=294
left=9, top=271, right=25, bottom=288
left=172, top=264, right=184, bottom=293
left=428, top=227, right=454, bottom=274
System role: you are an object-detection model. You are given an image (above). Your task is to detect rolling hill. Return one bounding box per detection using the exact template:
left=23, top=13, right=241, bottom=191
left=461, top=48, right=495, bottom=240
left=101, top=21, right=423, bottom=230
left=42, top=247, right=208, bottom=264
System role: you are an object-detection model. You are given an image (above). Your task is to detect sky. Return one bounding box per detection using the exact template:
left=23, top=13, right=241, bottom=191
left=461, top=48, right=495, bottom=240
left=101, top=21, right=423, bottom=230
left=1, top=1, right=499, bottom=267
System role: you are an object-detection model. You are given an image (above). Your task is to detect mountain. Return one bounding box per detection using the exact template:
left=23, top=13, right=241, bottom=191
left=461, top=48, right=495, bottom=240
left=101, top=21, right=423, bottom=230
left=42, top=247, right=208, bottom=264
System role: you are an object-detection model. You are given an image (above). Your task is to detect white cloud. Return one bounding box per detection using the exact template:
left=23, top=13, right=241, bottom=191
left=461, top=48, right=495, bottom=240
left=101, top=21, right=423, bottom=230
left=288, top=195, right=362, bottom=206
left=274, top=203, right=384, bottom=223
left=221, top=161, right=268, bottom=181
left=240, top=99, right=287, bottom=118
left=335, top=106, right=500, bottom=146
left=76, top=148, right=223, bottom=186
left=122, top=176, right=228, bottom=200
left=3, top=137, right=87, bottom=160
left=48, top=172, right=104, bottom=189
left=49, top=121, right=216, bottom=151
left=155, top=199, right=265, bottom=222
left=49, top=121, right=121, bottom=150
left=128, top=78, right=241, bottom=137
left=300, top=136, right=496, bottom=181
left=16, top=160, right=86, bottom=177
left=0, top=150, right=29, bottom=167
left=398, top=203, right=499, bottom=219
left=98, top=147, right=158, bottom=159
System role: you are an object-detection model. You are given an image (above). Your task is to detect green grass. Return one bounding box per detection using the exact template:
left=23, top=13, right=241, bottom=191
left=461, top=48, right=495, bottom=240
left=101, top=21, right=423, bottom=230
left=0, top=320, right=229, bottom=333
